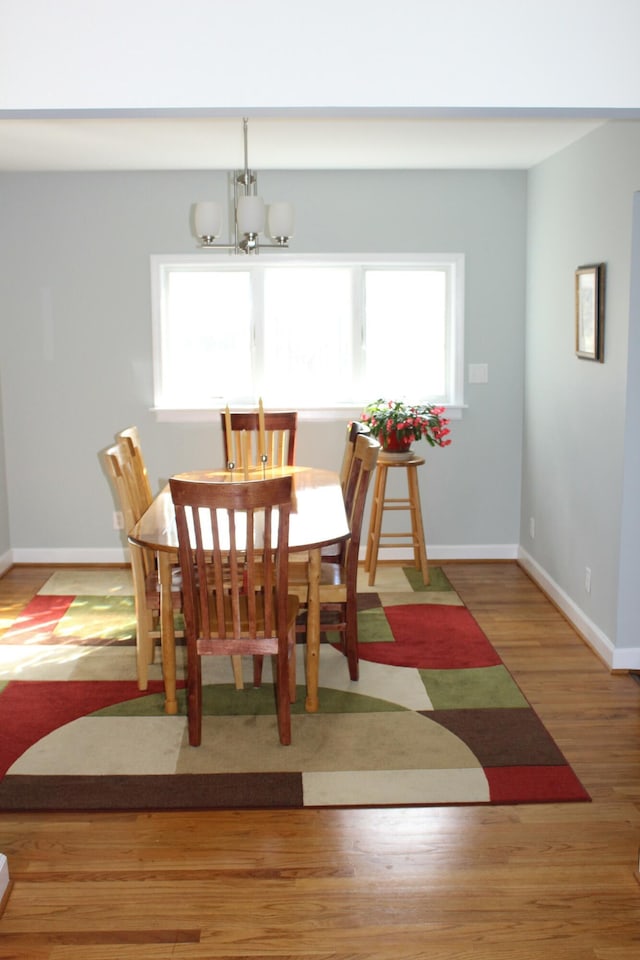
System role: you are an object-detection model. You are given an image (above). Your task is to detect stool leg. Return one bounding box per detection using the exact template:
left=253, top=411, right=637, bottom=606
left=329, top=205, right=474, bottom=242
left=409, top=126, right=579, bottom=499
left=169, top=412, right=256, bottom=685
left=365, top=464, right=387, bottom=586
left=407, top=465, right=429, bottom=585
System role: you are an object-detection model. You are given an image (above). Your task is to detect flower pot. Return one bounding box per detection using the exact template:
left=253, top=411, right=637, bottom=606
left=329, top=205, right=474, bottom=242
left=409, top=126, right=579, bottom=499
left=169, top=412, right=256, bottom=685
left=382, top=432, right=413, bottom=453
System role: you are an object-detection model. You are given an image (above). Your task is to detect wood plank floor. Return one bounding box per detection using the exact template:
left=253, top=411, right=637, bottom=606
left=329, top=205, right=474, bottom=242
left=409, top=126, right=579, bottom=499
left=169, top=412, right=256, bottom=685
left=0, top=561, right=639, bottom=959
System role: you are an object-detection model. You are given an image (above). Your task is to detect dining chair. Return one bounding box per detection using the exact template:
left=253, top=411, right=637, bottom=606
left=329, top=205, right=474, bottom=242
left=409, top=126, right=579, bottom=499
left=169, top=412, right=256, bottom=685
left=221, top=410, right=297, bottom=471
left=289, top=432, right=380, bottom=682
left=116, top=426, right=153, bottom=518
left=112, top=430, right=246, bottom=693
left=169, top=474, right=299, bottom=746
left=103, top=444, right=182, bottom=689
left=339, top=420, right=371, bottom=492
left=322, top=420, right=372, bottom=562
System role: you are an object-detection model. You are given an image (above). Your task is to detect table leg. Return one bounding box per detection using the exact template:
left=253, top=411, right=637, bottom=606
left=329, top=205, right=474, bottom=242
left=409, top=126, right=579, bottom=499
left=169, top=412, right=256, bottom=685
left=158, top=550, right=178, bottom=715
left=304, top=547, right=321, bottom=712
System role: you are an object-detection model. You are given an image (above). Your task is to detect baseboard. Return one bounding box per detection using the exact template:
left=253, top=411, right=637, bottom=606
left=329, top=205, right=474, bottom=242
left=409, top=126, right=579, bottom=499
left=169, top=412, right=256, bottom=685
left=0, top=550, right=11, bottom=577
left=7, top=545, right=518, bottom=566
left=518, top=548, right=640, bottom=671
left=9, top=547, right=128, bottom=564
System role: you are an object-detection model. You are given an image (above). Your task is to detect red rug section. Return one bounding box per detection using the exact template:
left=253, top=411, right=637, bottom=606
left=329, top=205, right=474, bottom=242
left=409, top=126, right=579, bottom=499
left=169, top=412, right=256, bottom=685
left=485, top=764, right=591, bottom=804
left=360, top=604, right=503, bottom=669
left=1, top=594, right=75, bottom=643
left=0, top=680, right=165, bottom=778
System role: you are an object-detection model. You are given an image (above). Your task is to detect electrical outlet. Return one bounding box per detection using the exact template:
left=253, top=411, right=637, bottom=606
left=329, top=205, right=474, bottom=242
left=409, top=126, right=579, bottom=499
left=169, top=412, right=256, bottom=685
left=585, top=567, right=592, bottom=594
left=529, top=517, right=535, bottom=539
left=112, top=511, right=124, bottom=531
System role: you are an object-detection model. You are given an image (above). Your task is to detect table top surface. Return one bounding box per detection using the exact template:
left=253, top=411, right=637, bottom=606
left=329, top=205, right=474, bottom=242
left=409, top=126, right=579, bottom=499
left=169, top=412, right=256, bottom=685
left=129, top=465, right=349, bottom=554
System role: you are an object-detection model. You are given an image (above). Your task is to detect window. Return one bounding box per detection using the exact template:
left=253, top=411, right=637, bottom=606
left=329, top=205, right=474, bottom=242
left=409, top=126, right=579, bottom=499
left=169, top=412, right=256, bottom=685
left=151, top=254, right=464, bottom=416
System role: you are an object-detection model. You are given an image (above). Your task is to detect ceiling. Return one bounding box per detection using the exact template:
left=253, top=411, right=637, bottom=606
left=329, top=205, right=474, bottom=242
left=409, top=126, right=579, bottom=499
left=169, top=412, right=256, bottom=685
left=0, top=116, right=607, bottom=172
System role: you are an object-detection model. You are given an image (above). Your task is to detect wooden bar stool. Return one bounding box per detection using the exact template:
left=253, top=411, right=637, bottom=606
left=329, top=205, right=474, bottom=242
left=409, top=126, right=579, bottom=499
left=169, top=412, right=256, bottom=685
left=364, top=451, right=429, bottom=586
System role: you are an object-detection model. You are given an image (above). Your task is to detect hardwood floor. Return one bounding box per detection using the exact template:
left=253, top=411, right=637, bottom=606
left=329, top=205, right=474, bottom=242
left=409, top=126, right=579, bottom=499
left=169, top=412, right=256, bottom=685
left=1, top=561, right=639, bottom=959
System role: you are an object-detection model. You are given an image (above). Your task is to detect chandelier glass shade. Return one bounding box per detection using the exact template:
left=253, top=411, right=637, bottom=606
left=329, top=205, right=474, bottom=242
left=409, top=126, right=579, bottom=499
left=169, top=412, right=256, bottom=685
left=194, top=118, right=294, bottom=254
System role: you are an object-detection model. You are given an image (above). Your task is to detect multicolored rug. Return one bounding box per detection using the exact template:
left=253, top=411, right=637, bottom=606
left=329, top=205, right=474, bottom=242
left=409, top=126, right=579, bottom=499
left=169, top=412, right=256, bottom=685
left=0, top=566, right=589, bottom=810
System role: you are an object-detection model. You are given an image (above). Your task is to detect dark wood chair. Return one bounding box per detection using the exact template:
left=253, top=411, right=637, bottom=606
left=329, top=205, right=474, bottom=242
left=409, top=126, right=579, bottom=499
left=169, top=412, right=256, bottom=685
left=290, top=433, right=380, bottom=681
left=221, top=410, right=297, bottom=471
left=169, top=474, right=299, bottom=746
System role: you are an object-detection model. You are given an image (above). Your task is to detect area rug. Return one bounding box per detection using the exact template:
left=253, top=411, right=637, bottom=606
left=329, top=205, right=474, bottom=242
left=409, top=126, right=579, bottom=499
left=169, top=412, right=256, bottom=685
left=0, top=566, right=590, bottom=811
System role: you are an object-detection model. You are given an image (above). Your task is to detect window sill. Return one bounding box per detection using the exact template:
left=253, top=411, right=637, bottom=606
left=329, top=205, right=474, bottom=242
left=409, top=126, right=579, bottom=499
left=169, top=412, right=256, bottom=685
left=152, top=404, right=465, bottom=424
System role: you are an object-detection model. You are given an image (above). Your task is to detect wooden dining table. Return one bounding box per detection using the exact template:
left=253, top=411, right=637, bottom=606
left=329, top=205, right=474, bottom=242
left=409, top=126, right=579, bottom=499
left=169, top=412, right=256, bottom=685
left=129, top=465, right=349, bottom=715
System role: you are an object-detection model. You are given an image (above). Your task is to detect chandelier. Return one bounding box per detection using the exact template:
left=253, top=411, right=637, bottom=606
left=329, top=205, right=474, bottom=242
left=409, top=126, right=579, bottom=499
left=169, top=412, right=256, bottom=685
left=193, top=118, right=294, bottom=254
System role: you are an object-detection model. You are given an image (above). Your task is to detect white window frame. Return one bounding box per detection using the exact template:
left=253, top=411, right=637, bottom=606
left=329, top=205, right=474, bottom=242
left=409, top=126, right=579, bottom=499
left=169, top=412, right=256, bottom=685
left=150, top=253, right=465, bottom=422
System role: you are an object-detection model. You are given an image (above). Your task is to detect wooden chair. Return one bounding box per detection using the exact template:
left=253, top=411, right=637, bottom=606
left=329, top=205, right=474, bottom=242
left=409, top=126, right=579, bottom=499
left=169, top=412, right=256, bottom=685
left=116, top=426, right=153, bottom=518
left=322, top=420, right=372, bottom=561
left=221, top=410, right=297, bottom=471
left=339, top=420, right=371, bottom=492
left=103, top=444, right=182, bottom=690
left=169, top=474, right=299, bottom=746
left=290, top=433, right=380, bottom=682
left=113, top=428, right=245, bottom=693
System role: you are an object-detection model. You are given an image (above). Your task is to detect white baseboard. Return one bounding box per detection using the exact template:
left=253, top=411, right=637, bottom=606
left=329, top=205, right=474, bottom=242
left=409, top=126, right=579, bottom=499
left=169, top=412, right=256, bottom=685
left=359, top=544, right=519, bottom=562
left=10, top=547, right=128, bottom=565
left=518, top=548, right=640, bottom=671
left=0, top=550, right=11, bottom=577
left=7, top=544, right=518, bottom=566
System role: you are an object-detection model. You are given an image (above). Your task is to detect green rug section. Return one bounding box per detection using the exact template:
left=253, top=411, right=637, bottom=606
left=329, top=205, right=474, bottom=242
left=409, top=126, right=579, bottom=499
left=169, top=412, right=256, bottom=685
left=402, top=566, right=455, bottom=592
left=354, top=607, right=395, bottom=644
left=58, top=596, right=137, bottom=641
left=92, top=683, right=408, bottom=718
left=420, top=665, right=530, bottom=710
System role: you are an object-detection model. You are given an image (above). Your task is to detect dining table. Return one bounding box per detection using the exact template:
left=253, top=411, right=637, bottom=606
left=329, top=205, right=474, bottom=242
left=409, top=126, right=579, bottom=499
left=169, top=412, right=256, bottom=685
left=129, top=464, right=350, bottom=715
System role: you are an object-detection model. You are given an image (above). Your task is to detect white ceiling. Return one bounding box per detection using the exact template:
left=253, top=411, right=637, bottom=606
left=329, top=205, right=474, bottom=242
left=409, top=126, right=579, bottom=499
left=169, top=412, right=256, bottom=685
left=0, top=116, right=607, bottom=172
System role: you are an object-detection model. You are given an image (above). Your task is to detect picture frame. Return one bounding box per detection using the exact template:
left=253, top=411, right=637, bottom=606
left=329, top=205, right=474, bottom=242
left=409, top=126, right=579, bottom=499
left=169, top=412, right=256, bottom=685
left=575, top=263, right=605, bottom=362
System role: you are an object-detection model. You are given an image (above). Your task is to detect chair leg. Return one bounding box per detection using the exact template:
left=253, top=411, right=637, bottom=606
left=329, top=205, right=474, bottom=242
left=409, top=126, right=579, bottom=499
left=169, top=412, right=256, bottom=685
left=187, top=647, right=202, bottom=747
left=134, top=612, right=154, bottom=690
left=345, top=600, right=359, bottom=681
left=275, top=648, right=292, bottom=746
left=288, top=632, right=297, bottom=703
left=252, top=655, right=264, bottom=687
left=231, top=655, right=244, bottom=689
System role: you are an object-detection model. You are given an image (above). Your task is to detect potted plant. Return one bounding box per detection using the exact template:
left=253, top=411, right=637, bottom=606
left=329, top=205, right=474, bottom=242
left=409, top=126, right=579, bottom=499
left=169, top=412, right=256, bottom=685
left=360, top=398, right=452, bottom=453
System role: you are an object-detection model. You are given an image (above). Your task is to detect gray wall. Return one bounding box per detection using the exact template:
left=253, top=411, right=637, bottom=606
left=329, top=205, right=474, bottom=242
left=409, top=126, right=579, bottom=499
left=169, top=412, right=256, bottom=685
left=522, top=120, right=640, bottom=663
left=0, top=168, right=526, bottom=559
left=0, top=373, right=9, bottom=567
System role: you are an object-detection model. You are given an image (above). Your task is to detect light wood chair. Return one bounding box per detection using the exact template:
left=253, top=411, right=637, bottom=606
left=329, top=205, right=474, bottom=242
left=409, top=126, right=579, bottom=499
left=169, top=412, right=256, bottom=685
left=290, top=433, right=380, bottom=681
left=103, top=444, right=182, bottom=690
left=169, top=474, right=299, bottom=746
left=221, top=410, right=297, bottom=471
left=339, top=420, right=371, bottom=492
left=116, top=426, right=153, bottom=518
left=107, top=436, right=245, bottom=693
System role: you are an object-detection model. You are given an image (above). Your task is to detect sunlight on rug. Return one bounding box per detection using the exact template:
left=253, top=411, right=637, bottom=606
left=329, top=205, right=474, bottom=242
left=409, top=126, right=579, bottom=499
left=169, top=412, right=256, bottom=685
left=0, top=565, right=590, bottom=811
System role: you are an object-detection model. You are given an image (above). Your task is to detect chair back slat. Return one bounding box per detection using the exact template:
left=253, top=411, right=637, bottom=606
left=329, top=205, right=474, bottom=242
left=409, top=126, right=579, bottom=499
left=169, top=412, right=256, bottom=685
left=116, top=426, right=153, bottom=517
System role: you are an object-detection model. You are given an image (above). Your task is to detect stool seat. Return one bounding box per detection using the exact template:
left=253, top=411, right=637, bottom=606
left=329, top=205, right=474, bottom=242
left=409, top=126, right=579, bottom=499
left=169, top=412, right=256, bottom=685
left=363, top=451, right=429, bottom=586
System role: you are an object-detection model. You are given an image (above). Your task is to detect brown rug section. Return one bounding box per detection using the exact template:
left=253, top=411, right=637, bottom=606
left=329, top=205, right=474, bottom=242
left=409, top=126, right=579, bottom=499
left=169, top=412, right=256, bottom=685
left=0, top=773, right=303, bottom=810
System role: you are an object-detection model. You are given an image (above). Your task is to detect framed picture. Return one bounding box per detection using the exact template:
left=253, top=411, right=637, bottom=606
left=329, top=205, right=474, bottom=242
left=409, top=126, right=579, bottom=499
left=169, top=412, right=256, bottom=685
left=575, top=263, right=605, bottom=361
